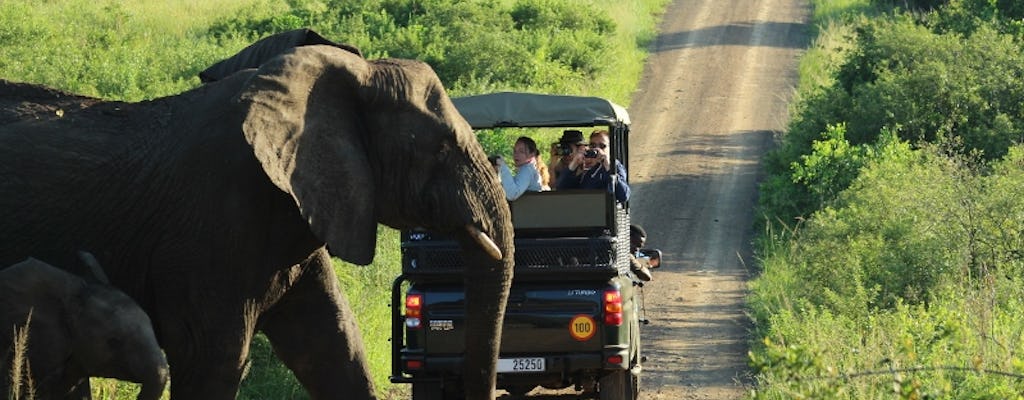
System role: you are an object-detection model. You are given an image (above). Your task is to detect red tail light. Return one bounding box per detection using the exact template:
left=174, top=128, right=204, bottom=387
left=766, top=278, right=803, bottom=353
left=603, top=289, right=622, bottom=326
left=405, top=359, right=424, bottom=370
left=405, top=293, right=423, bottom=329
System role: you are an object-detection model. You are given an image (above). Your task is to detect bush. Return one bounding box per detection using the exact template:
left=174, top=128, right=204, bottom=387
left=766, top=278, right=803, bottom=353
left=204, top=0, right=615, bottom=94
left=836, top=17, right=1024, bottom=159
left=751, top=0, right=1024, bottom=396
left=927, top=0, right=1024, bottom=37
left=762, top=13, right=1024, bottom=224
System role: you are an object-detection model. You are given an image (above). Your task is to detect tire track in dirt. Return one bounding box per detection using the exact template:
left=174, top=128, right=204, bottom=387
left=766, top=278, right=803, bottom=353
left=625, top=1, right=810, bottom=399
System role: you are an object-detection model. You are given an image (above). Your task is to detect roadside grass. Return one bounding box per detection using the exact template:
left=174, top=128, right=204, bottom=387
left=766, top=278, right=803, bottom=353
left=748, top=0, right=1024, bottom=397
left=1, top=0, right=667, bottom=399
left=586, top=0, right=670, bottom=106
left=809, top=0, right=877, bottom=24
left=750, top=276, right=1024, bottom=399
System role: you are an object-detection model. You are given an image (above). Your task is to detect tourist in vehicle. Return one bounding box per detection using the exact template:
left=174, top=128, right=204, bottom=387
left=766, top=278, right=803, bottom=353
left=548, top=129, right=588, bottom=184
left=537, top=157, right=551, bottom=191
left=555, top=130, right=630, bottom=203
left=496, top=136, right=545, bottom=201
left=630, top=224, right=653, bottom=281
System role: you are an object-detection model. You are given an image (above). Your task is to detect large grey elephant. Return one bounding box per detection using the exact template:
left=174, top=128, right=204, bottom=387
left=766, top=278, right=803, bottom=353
left=0, top=256, right=169, bottom=400
left=0, top=43, right=513, bottom=399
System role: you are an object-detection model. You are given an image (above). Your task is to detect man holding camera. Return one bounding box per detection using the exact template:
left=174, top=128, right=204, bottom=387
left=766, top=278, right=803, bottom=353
left=549, top=129, right=588, bottom=183
left=555, top=129, right=630, bottom=203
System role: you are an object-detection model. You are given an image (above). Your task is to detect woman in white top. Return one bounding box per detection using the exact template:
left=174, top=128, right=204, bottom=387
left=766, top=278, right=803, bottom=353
left=496, top=136, right=546, bottom=201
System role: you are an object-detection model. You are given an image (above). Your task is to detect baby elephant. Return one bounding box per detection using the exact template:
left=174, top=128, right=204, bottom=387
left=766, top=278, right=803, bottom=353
left=1, top=255, right=169, bottom=400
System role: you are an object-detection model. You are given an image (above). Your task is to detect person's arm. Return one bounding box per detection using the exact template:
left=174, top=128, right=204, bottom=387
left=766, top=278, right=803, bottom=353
left=502, top=163, right=538, bottom=201
left=614, top=160, right=630, bottom=203
left=497, top=162, right=516, bottom=201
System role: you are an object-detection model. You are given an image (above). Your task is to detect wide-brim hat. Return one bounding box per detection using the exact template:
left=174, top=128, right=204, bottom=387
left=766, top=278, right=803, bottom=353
left=558, top=129, right=586, bottom=145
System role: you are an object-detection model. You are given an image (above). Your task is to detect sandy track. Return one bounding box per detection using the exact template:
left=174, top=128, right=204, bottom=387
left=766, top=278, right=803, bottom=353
left=625, top=1, right=809, bottom=399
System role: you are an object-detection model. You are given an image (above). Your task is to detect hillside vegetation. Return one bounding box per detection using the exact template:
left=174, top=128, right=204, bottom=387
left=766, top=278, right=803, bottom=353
left=0, top=0, right=668, bottom=398
left=749, top=0, right=1024, bottom=398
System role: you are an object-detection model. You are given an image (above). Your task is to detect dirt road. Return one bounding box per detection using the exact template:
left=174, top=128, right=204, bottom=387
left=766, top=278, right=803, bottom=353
left=626, top=0, right=809, bottom=399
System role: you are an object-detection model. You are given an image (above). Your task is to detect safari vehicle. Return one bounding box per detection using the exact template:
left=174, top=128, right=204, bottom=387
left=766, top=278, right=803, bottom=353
left=390, top=92, right=661, bottom=399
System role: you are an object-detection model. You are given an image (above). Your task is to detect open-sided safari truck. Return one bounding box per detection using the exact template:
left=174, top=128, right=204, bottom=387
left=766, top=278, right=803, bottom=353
left=390, top=92, right=661, bottom=399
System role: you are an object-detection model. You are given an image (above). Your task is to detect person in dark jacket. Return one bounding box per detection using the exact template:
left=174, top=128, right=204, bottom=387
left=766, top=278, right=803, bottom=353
left=555, top=129, right=630, bottom=203
left=548, top=129, right=588, bottom=184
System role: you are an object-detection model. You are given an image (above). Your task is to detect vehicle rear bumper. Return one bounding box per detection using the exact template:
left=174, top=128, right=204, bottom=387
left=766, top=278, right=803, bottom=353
left=393, top=344, right=630, bottom=384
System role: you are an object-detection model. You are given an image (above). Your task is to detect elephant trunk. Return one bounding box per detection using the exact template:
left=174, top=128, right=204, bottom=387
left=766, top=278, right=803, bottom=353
left=454, top=187, right=514, bottom=399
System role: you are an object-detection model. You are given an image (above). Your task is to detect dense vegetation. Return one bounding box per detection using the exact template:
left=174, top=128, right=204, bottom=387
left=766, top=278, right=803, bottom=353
left=0, top=0, right=667, bottom=398
left=749, top=0, right=1024, bottom=398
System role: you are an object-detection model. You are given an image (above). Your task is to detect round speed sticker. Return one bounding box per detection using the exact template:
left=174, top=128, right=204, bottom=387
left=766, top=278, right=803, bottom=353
left=569, top=315, right=596, bottom=341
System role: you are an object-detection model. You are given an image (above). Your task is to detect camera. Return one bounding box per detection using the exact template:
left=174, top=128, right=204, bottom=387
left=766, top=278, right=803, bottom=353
left=554, top=142, right=573, bottom=156
left=584, top=149, right=599, bottom=158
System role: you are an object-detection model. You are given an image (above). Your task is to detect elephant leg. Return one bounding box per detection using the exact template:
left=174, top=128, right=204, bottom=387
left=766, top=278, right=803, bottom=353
left=159, top=304, right=256, bottom=399
left=260, top=252, right=377, bottom=400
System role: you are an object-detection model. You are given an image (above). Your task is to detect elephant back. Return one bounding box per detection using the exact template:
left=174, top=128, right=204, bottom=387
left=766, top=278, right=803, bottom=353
left=0, top=79, right=101, bottom=127
left=199, top=28, right=362, bottom=83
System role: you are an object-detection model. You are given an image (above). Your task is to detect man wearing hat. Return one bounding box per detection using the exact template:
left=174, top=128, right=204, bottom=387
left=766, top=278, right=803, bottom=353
left=548, top=129, right=588, bottom=184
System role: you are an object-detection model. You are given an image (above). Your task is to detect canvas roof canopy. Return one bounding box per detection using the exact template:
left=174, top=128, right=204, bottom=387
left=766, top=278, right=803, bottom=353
left=452, top=92, right=630, bottom=130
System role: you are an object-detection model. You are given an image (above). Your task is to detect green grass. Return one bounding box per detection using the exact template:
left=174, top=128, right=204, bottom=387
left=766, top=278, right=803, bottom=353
left=748, top=0, right=1024, bottom=398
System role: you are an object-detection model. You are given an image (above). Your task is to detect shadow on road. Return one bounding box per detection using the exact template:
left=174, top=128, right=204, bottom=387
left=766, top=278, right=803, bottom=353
left=650, top=21, right=810, bottom=52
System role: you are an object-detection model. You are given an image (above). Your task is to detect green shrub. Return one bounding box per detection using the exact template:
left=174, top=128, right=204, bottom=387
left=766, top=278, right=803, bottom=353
left=752, top=0, right=1024, bottom=397
left=927, top=0, right=1024, bottom=37
left=836, top=17, right=1024, bottom=159
left=762, top=12, right=1024, bottom=224
left=869, top=0, right=949, bottom=11
left=203, top=0, right=615, bottom=94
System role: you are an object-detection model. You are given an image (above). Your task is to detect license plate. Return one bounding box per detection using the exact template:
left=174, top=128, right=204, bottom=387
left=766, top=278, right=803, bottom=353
left=497, top=357, right=546, bottom=373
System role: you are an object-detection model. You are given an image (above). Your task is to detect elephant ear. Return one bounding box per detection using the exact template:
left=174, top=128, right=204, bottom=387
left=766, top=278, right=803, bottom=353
left=237, top=46, right=378, bottom=265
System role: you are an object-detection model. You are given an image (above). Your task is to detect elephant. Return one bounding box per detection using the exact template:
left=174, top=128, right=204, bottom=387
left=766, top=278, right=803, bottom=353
left=0, top=39, right=514, bottom=399
left=1, top=254, right=169, bottom=400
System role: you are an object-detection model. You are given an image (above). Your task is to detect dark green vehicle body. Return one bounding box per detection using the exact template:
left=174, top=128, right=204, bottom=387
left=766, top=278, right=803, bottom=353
left=391, top=93, right=651, bottom=399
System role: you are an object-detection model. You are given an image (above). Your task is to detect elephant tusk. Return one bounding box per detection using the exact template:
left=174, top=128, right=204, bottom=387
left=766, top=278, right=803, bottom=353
left=465, top=224, right=503, bottom=260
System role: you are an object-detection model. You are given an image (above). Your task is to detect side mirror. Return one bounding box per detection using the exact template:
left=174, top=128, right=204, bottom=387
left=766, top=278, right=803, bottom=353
left=637, top=248, right=662, bottom=269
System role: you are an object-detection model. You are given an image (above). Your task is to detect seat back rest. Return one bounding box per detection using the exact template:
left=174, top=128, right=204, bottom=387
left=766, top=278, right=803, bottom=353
left=510, top=190, right=610, bottom=230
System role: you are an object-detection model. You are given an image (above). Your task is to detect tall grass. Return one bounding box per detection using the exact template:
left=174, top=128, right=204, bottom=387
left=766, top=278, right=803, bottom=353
left=8, top=312, right=35, bottom=400
left=810, top=0, right=877, bottom=23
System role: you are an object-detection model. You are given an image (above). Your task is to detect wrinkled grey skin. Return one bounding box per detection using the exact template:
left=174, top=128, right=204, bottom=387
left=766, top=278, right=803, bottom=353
left=0, top=45, right=514, bottom=399
left=0, top=258, right=169, bottom=400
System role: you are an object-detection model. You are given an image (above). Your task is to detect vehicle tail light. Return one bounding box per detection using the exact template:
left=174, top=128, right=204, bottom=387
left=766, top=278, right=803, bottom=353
left=603, top=289, right=622, bottom=326
left=405, top=293, right=423, bottom=329
left=606, top=355, right=624, bottom=365
left=405, top=359, right=424, bottom=370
